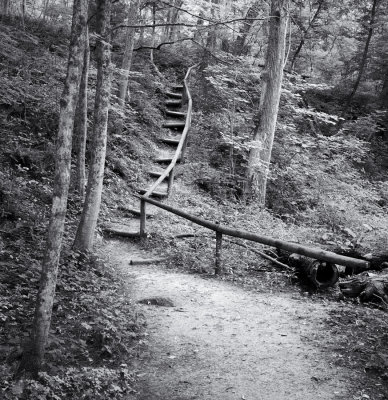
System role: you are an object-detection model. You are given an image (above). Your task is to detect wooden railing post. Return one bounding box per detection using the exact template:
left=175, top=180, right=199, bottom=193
left=215, top=227, right=223, bottom=275
left=167, top=168, right=174, bottom=196
left=181, top=120, right=190, bottom=162
left=181, top=138, right=187, bottom=163
left=182, top=85, right=188, bottom=105
left=140, top=198, right=146, bottom=236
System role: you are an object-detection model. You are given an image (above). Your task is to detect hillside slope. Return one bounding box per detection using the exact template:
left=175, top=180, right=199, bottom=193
left=0, top=17, right=387, bottom=399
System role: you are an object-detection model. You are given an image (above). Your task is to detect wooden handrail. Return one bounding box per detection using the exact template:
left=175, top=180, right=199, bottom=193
left=137, top=65, right=369, bottom=273
left=136, top=194, right=370, bottom=270
left=144, top=63, right=199, bottom=198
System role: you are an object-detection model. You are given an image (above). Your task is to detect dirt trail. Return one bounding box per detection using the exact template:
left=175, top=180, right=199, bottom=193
left=106, top=240, right=353, bottom=400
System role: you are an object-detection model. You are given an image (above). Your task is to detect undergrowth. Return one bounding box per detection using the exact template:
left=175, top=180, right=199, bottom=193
left=1, top=10, right=388, bottom=400
left=0, top=18, right=153, bottom=399
left=0, top=251, right=145, bottom=400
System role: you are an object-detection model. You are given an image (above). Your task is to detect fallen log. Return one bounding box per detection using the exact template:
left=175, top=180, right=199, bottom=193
left=339, top=272, right=388, bottom=304
left=332, top=249, right=388, bottom=273
left=288, top=254, right=339, bottom=289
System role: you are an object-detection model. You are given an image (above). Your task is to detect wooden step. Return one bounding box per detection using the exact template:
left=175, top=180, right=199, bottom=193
left=148, top=169, right=168, bottom=179
left=166, top=110, right=186, bottom=119
left=161, top=137, right=181, bottom=146
left=165, top=100, right=182, bottom=108
left=129, top=257, right=169, bottom=266
left=162, top=120, right=186, bottom=129
left=138, top=188, right=168, bottom=198
left=103, top=221, right=141, bottom=238
left=171, top=84, right=184, bottom=91
left=118, top=206, right=155, bottom=218
left=145, top=182, right=168, bottom=192
left=104, top=227, right=140, bottom=238
left=154, top=155, right=180, bottom=164
left=166, top=91, right=182, bottom=99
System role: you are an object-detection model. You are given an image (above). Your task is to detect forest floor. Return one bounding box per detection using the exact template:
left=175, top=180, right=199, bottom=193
left=1, top=17, right=388, bottom=400
left=104, top=239, right=387, bottom=400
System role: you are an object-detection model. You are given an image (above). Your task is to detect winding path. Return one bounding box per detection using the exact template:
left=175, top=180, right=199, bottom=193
left=105, top=240, right=354, bottom=400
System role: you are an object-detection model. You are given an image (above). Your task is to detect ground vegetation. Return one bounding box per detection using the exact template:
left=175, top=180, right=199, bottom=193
left=1, top=0, right=388, bottom=397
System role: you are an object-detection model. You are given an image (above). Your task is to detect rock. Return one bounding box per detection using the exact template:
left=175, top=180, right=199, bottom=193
left=138, top=297, right=175, bottom=307
left=342, top=227, right=357, bottom=238
left=321, top=233, right=333, bottom=241
left=362, top=224, right=373, bottom=232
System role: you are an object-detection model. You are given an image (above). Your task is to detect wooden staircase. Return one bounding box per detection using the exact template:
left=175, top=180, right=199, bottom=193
left=104, top=82, right=188, bottom=238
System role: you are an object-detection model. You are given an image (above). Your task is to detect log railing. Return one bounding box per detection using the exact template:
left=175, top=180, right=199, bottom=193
left=138, top=63, right=369, bottom=274
left=140, top=64, right=199, bottom=235
left=136, top=194, right=370, bottom=273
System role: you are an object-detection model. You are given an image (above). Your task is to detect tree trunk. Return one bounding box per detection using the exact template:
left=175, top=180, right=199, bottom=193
left=17, top=0, right=87, bottom=377
left=73, top=0, right=112, bottom=251
left=339, top=0, right=379, bottom=122
left=167, top=0, right=183, bottom=41
left=118, top=0, right=140, bottom=106
left=40, top=0, right=50, bottom=21
left=380, top=66, right=388, bottom=138
left=340, top=272, right=388, bottom=304
left=162, top=4, right=172, bottom=42
left=150, top=2, right=156, bottom=65
left=245, top=0, right=289, bottom=205
left=205, top=6, right=218, bottom=53
left=289, top=0, right=325, bottom=72
left=2, top=0, right=10, bottom=15
left=201, top=1, right=221, bottom=67
left=149, top=2, right=163, bottom=78
left=233, top=1, right=261, bottom=56
left=74, top=26, right=90, bottom=199
left=193, top=11, right=204, bottom=42
left=21, top=0, right=26, bottom=29
left=138, top=9, right=145, bottom=46
left=380, top=66, right=388, bottom=108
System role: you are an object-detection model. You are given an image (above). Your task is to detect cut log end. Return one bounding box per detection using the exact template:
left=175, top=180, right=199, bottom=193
left=289, top=254, right=339, bottom=288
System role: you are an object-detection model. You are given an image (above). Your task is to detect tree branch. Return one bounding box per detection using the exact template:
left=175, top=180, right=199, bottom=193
left=112, top=17, right=269, bottom=32
left=133, top=36, right=232, bottom=65
left=133, top=36, right=193, bottom=50
left=224, top=238, right=294, bottom=270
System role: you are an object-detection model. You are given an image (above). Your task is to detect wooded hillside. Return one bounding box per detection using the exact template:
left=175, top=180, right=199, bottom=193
left=0, top=0, right=387, bottom=398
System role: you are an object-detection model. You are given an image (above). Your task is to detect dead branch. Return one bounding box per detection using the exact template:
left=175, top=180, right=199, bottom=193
left=133, top=36, right=193, bottom=50
left=224, top=238, right=294, bottom=270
